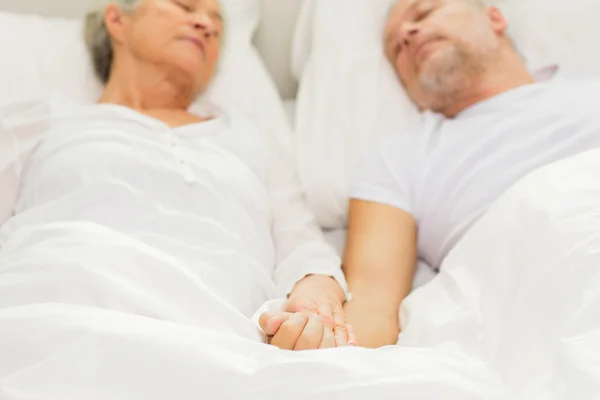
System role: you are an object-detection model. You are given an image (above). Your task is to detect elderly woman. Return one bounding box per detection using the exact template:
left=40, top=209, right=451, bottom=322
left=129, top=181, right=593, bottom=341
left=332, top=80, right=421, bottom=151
left=0, top=0, right=353, bottom=351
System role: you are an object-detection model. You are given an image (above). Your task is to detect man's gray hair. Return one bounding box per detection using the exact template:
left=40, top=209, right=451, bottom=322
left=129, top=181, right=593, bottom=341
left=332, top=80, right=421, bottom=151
left=84, top=0, right=140, bottom=84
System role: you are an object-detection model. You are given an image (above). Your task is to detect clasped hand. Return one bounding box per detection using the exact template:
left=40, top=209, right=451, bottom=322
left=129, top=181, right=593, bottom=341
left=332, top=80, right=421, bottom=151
left=258, top=275, right=356, bottom=350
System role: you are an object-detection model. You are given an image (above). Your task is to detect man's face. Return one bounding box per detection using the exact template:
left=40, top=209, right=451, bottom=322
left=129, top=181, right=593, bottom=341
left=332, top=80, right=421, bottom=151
left=384, top=0, right=504, bottom=111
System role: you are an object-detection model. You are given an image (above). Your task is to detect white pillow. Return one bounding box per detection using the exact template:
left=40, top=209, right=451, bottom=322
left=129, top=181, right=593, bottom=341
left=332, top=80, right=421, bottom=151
left=293, top=0, right=600, bottom=229
left=499, top=0, right=600, bottom=74
left=0, top=12, right=102, bottom=106
left=293, top=0, right=418, bottom=229
left=290, top=0, right=315, bottom=82
left=0, top=1, right=291, bottom=149
left=220, top=0, right=261, bottom=43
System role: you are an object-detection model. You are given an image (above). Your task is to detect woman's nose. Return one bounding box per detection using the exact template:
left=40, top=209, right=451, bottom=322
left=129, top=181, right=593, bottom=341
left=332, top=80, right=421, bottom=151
left=192, top=12, right=213, bottom=33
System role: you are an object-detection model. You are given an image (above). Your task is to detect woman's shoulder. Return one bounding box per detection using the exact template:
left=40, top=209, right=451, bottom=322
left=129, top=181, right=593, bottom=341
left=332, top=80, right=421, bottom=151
left=1, top=94, right=92, bottom=123
left=0, top=98, right=56, bottom=128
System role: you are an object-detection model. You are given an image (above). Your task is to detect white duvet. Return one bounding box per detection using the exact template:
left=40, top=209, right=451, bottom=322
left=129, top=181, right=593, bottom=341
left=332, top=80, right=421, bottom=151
left=2, top=148, right=600, bottom=399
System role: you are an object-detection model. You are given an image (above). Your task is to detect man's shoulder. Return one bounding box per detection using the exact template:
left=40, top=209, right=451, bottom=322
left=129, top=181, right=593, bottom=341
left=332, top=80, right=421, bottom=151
left=520, top=70, right=600, bottom=117
left=548, top=70, right=600, bottom=95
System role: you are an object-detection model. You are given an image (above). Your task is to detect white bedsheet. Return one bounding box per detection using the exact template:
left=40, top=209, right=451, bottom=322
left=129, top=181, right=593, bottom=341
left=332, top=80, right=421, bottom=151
left=400, top=148, right=600, bottom=398
left=3, top=148, right=600, bottom=399
left=0, top=224, right=505, bottom=400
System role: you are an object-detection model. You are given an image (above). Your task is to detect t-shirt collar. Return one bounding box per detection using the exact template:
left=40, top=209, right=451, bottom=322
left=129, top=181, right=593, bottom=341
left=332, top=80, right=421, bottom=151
left=451, top=64, right=560, bottom=119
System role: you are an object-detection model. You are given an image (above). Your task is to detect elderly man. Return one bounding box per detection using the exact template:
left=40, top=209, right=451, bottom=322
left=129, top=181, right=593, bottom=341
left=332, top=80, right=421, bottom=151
left=342, top=0, right=600, bottom=348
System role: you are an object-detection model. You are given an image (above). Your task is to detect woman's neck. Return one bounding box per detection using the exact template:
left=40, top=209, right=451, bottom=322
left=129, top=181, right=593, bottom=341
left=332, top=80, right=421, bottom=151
left=99, top=55, right=195, bottom=111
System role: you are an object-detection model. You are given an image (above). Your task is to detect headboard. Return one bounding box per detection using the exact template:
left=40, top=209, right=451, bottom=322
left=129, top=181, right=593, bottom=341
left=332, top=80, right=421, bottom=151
left=0, top=0, right=302, bottom=100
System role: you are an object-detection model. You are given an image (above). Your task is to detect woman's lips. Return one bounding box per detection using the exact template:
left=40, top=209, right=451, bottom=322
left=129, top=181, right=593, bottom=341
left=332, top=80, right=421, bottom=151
left=181, top=37, right=206, bottom=58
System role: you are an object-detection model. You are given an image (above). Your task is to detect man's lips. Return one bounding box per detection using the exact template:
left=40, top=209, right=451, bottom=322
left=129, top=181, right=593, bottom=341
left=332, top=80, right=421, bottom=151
left=413, top=38, right=441, bottom=64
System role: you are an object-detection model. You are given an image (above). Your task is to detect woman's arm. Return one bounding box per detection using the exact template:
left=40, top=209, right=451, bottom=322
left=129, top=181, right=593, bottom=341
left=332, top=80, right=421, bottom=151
left=0, top=133, right=21, bottom=226
left=0, top=99, right=47, bottom=227
left=343, top=199, right=417, bottom=348
left=266, top=136, right=347, bottom=301
left=258, top=121, right=349, bottom=350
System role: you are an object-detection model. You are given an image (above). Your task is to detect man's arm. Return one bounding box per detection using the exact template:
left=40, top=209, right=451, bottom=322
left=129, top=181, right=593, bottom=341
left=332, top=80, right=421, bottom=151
left=343, top=199, right=417, bottom=348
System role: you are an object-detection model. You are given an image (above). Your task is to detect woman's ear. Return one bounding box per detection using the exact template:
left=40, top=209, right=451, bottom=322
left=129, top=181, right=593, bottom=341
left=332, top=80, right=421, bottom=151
left=486, top=6, right=508, bottom=36
left=104, top=4, right=127, bottom=45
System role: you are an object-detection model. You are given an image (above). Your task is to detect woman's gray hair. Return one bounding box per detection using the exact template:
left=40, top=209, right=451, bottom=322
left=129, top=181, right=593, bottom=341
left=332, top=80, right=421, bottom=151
left=84, top=0, right=140, bottom=84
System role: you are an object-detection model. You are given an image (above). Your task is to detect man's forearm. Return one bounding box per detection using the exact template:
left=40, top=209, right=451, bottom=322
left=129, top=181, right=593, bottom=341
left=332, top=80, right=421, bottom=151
left=341, top=200, right=418, bottom=348
left=344, top=297, right=400, bottom=348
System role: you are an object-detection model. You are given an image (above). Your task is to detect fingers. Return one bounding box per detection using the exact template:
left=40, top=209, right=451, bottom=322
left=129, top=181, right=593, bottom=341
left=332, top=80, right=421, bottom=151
left=265, top=313, right=335, bottom=351
left=258, top=312, right=289, bottom=337
left=294, top=315, right=325, bottom=351
left=270, top=313, right=309, bottom=350
left=294, top=300, right=319, bottom=315
left=333, top=308, right=349, bottom=347
left=348, top=323, right=358, bottom=346
left=318, top=303, right=334, bottom=328
left=319, top=323, right=336, bottom=349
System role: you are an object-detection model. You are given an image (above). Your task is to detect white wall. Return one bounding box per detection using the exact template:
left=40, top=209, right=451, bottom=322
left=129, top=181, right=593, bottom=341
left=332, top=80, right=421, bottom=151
left=0, top=0, right=94, bottom=17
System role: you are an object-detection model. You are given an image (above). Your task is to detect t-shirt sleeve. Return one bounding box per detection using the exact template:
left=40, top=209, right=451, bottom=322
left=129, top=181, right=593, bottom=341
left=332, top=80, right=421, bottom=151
left=350, top=134, right=415, bottom=215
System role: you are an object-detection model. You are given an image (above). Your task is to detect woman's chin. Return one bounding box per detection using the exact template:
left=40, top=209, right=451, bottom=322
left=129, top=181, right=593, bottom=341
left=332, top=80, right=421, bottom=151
left=170, top=60, right=205, bottom=83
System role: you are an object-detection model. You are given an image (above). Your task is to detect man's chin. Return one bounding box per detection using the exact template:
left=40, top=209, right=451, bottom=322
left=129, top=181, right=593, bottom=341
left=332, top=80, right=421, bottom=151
left=417, top=47, right=455, bottom=74
left=419, top=51, right=465, bottom=83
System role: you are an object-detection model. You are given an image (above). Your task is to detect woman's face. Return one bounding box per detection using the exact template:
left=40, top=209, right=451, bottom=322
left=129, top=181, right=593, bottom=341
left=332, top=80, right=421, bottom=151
left=107, top=0, right=223, bottom=94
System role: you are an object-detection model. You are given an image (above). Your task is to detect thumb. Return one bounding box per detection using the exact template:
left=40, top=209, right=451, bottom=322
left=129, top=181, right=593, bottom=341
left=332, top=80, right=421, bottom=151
left=258, top=312, right=295, bottom=336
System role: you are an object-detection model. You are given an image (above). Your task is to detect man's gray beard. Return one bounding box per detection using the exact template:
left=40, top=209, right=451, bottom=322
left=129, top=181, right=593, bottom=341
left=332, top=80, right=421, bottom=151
left=416, top=44, right=484, bottom=112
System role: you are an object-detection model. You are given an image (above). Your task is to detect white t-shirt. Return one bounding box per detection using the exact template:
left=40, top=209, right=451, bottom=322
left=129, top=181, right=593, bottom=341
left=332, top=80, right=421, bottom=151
left=351, top=74, right=600, bottom=270
left=0, top=100, right=347, bottom=317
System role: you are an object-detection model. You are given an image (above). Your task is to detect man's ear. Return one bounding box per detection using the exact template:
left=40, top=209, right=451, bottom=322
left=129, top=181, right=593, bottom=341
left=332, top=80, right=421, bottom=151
left=104, top=4, right=127, bottom=45
left=486, top=6, right=508, bottom=36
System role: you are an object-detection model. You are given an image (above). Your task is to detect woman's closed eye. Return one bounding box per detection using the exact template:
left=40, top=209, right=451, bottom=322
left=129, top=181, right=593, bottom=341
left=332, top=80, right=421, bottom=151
left=174, top=1, right=194, bottom=12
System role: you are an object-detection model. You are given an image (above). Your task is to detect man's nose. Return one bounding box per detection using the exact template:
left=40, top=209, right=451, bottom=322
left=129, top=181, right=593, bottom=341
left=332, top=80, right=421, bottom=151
left=401, top=24, right=420, bottom=46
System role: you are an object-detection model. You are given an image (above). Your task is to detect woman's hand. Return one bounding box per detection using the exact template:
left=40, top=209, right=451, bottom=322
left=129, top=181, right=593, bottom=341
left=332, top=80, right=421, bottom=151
left=259, top=275, right=357, bottom=350
left=259, top=311, right=338, bottom=350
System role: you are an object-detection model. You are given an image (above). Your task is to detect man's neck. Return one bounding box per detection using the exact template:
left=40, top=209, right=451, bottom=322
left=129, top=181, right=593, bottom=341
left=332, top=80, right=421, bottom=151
left=440, top=58, right=534, bottom=118
left=98, top=54, right=195, bottom=111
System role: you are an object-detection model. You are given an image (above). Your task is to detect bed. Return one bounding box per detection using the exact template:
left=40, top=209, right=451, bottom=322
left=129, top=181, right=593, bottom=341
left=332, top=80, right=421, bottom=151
left=3, top=1, right=600, bottom=399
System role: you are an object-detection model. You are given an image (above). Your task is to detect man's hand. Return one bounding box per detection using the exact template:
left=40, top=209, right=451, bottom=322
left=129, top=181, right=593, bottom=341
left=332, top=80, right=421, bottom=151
left=259, top=275, right=357, bottom=350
